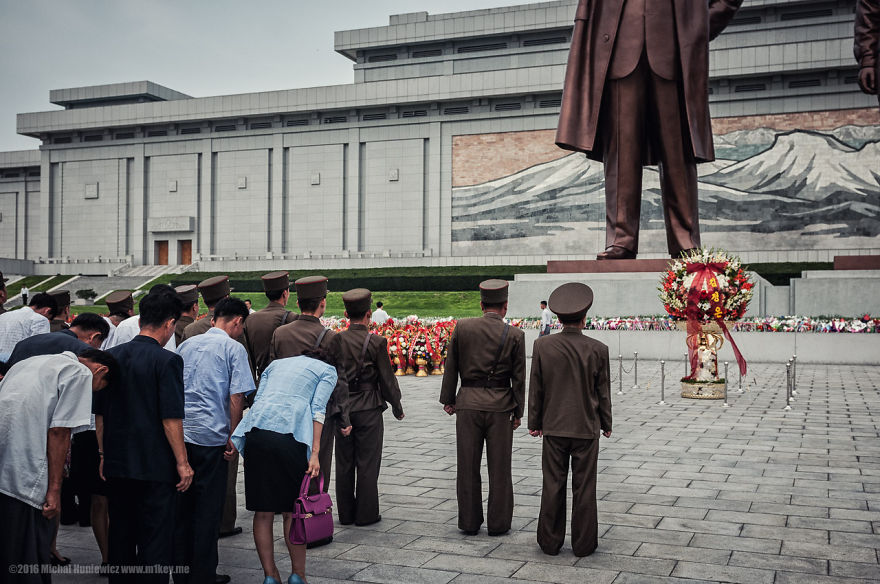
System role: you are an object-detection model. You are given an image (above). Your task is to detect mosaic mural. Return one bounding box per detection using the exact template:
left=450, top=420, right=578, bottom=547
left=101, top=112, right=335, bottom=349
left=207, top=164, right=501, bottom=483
left=451, top=120, right=880, bottom=257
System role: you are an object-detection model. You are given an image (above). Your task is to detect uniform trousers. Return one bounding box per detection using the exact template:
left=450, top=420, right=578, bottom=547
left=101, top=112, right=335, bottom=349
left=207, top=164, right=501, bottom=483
left=455, top=409, right=514, bottom=533
left=0, top=493, right=51, bottom=584
left=106, top=477, right=176, bottom=584
left=218, top=453, right=238, bottom=533
left=173, top=444, right=227, bottom=584
left=335, top=408, right=384, bottom=525
left=537, top=436, right=599, bottom=557
left=600, top=54, right=699, bottom=256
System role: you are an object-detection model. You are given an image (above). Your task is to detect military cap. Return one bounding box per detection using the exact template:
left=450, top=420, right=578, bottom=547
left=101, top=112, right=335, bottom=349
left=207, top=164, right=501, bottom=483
left=105, top=290, right=134, bottom=314
left=548, top=282, right=594, bottom=322
left=261, top=271, right=290, bottom=293
left=174, top=284, right=199, bottom=305
left=342, top=288, right=372, bottom=315
left=479, top=279, right=509, bottom=304
left=294, top=275, right=328, bottom=300
left=198, top=275, right=231, bottom=305
left=49, top=289, right=71, bottom=308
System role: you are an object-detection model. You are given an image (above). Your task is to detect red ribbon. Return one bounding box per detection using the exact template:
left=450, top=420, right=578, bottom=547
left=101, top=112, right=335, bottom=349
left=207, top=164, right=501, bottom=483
left=685, top=261, right=747, bottom=379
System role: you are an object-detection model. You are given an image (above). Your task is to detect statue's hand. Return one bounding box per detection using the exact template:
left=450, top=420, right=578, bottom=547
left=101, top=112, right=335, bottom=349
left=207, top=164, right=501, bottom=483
left=858, top=67, right=876, bottom=95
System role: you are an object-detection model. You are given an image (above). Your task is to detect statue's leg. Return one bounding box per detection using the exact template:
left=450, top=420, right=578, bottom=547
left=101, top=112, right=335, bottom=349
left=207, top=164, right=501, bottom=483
left=600, top=63, right=647, bottom=255
left=649, top=71, right=700, bottom=257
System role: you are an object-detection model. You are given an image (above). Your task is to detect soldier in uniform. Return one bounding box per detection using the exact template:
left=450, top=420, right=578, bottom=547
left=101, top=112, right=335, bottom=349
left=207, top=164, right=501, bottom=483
left=335, top=289, right=404, bottom=526
left=181, top=276, right=231, bottom=341
left=269, top=276, right=352, bottom=495
left=101, top=291, right=135, bottom=350
left=48, top=289, right=71, bottom=332
left=528, top=283, right=612, bottom=557
left=173, top=285, right=200, bottom=346
left=242, top=271, right=297, bottom=381
left=439, top=279, right=526, bottom=536
left=0, top=272, right=7, bottom=316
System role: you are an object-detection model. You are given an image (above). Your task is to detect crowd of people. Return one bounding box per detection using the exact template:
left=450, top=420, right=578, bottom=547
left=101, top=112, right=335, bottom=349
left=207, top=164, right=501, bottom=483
left=0, top=271, right=613, bottom=584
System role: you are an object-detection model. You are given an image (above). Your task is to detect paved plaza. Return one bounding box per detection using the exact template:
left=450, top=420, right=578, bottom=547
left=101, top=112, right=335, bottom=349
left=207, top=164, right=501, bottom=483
left=55, top=359, right=880, bottom=583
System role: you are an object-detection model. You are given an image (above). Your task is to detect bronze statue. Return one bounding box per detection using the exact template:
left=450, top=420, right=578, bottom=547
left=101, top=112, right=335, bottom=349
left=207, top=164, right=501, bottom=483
left=556, top=0, right=742, bottom=260
left=855, top=0, right=880, bottom=108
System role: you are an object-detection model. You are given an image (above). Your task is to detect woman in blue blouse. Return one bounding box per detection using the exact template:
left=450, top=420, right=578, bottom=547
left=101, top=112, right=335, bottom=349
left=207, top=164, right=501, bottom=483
left=231, top=350, right=337, bottom=584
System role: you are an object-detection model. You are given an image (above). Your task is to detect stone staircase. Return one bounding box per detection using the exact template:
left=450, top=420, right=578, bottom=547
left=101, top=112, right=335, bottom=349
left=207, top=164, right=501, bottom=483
left=117, top=265, right=186, bottom=278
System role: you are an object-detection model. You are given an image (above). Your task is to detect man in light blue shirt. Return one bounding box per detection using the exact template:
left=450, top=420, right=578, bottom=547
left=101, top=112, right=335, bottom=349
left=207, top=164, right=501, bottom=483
left=173, top=298, right=255, bottom=584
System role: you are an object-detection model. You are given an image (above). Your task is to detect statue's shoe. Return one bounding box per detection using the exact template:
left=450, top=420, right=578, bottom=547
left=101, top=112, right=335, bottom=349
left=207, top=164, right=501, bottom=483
left=597, top=246, right=637, bottom=260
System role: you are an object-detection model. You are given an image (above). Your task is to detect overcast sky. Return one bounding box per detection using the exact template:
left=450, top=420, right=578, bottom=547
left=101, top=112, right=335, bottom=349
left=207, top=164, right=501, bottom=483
left=0, top=0, right=525, bottom=152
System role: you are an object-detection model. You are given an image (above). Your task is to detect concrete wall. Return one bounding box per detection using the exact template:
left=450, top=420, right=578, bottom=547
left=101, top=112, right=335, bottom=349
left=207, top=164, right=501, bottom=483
left=792, top=271, right=880, bottom=316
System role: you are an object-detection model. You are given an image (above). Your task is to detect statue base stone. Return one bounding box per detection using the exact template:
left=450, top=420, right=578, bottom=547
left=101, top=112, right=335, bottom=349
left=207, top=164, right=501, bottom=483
left=680, top=381, right=726, bottom=400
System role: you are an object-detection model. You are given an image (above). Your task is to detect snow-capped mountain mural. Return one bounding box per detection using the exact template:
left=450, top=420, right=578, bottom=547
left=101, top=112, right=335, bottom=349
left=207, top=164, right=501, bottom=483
left=451, top=127, right=880, bottom=256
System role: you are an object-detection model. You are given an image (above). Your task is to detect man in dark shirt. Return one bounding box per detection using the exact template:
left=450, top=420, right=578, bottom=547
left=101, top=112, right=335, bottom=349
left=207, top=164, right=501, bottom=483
left=96, top=286, right=193, bottom=584
left=335, top=289, right=404, bottom=527
left=6, top=313, right=109, bottom=366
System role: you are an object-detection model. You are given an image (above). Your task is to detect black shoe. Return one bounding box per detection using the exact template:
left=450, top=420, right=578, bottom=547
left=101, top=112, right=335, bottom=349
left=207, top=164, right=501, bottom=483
left=218, top=526, right=243, bottom=538
left=354, top=515, right=381, bottom=527
left=215, top=575, right=231, bottom=584
left=461, top=529, right=479, bottom=536
left=540, top=547, right=560, bottom=556
left=306, top=536, right=333, bottom=549
left=488, top=529, right=509, bottom=536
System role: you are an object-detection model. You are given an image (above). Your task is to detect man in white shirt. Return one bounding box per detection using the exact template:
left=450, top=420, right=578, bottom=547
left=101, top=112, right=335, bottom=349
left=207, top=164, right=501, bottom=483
left=0, top=349, right=117, bottom=581
left=100, top=291, right=136, bottom=351
left=539, top=300, right=553, bottom=337
left=0, top=293, right=58, bottom=362
left=371, top=301, right=390, bottom=324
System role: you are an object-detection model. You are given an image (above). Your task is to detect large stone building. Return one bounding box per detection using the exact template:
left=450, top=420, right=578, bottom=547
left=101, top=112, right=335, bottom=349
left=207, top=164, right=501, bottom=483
left=1, top=0, right=877, bottom=275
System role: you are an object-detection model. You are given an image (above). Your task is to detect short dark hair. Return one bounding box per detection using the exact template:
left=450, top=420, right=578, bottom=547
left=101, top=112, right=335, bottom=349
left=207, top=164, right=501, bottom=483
left=302, top=347, right=335, bottom=367
left=376, top=301, right=383, bottom=308
left=214, top=297, right=249, bottom=321
left=79, top=348, right=120, bottom=389
left=149, top=284, right=177, bottom=296
left=540, top=300, right=547, bottom=306
left=347, top=308, right=368, bottom=321
left=29, top=292, right=58, bottom=316
left=265, top=289, right=284, bottom=302
left=558, top=316, right=584, bottom=326
left=182, top=301, right=199, bottom=313
left=70, top=313, right=110, bottom=337
left=138, top=289, right=183, bottom=328
left=297, top=297, right=323, bottom=313
left=481, top=301, right=505, bottom=311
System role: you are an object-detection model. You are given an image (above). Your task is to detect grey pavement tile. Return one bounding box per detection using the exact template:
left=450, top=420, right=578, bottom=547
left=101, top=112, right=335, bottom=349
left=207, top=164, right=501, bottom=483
left=748, top=501, right=829, bottom=518
left=337, top=544, right=438, bottom=567
left=611, top=574, right=717, bottom=584
left=728, top=550, right=828, bottom=574
left=575, top=552, right=676, bottom=576
left=829, top=507, right=880, bottom=522
left=351, top=564, right=458, bottom=584
left=781, top=541, right=877, bottom=563
left=656, top=516, right=743, bottom=536
left=828, top=531, right=880, bottom=549
left=830, top=560, right=880, bottom=579
left=423, top=553, right=523, bottom=577
left=790, top=495, right=869, bottom=511
left=634, top=542, right=731, bottom=565
left=333, top=529, right=420, bottom=548
left=704, top=509, right=788, bottom=526
left=603, top=526, right=693, bottom=546
left=673, top=496, right=751, bottom=512
left=405, top=536, right=502, bottom=557
left=380, top=506, right=457, bottom=524
left=775, top=573, right=878, bottom=584
left=690, top=534, right=782, bottom=554
left=488, top=542, right=581, bottom=566
left=599, top=511, right=662, bottom=529
left=671, top=561, right=775, bottom=584
left=787, top=515, right=874, bottom=533
left=512, top=561, right=619, bottom=584
left=450, top=575, right=526, bottom=584
left=628, top=503, right=708, bottom=520
left=308, top=557, right=374, bottom=580
left=740, top=523, right=828, bottom=544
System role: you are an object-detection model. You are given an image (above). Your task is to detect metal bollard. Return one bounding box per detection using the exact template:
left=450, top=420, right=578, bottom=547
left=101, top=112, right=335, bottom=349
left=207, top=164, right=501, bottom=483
left=722, top=362, right=729, bottom=407
left=684, top=352, right=689, bottom=377
left=782, top=362, right=791, bottom=411
left=738, top=364, right=743, bottom=393
left=659, top=360, right=666, bottom=405
left=791, top=355, right=798, bottom=396
left=617, top=355, right=624, bottom=395
left=787, top=359, right=794, bottom=401
left=632, top=351, right=640, bottom=389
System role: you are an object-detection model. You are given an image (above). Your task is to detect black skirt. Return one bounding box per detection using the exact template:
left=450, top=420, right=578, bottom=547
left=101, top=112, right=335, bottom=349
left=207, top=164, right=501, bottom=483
left=243, top=428, right=308, bottom=512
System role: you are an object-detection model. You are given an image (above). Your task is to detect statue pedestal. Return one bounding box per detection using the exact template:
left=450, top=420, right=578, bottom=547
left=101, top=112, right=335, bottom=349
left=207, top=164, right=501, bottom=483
left=680, top=380, right=726, bottom=399
left=548, top=259, right=673, bottom=274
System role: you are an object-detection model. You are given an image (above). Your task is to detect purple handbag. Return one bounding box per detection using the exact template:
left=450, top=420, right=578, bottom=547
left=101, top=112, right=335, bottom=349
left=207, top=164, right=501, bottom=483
left=289, top=474, right=334, bottom=545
